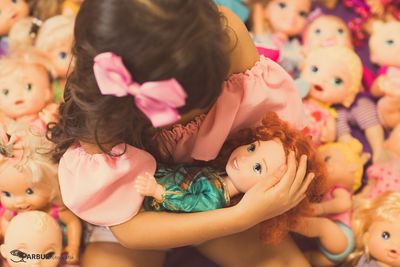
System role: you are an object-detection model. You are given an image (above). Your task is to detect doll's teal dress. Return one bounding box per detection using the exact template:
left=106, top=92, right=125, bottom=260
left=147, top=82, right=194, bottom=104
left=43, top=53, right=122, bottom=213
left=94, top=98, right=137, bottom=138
left=213, top=0, right=249, bottom=22
left=144, top=166, right=230, bottom=212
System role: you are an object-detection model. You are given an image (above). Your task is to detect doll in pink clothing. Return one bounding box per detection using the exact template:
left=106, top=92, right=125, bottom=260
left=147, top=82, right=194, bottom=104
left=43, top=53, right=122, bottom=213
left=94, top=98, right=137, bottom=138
left=369, top=20, right=400, bottom=129
left=292, top=140, right=369, bottom=266
left=0, top=52, right=58, bottom=133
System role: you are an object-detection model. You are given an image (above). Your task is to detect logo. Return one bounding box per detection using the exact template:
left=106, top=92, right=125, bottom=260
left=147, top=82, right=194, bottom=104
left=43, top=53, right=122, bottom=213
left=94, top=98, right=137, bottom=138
left=10, top=250, right=56, bottom=263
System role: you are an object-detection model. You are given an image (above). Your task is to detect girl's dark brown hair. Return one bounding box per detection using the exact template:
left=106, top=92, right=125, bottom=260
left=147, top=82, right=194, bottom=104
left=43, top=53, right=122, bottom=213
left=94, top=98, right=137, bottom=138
left=49, top=0, right=230, bottom=161
left=210, top=112, right=327, bottom=244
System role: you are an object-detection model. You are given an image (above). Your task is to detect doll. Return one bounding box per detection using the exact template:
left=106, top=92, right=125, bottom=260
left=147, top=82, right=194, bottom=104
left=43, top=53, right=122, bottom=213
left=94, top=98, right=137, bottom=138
left=350, top=191, right=400, bottom=267
left=0, top=129, right=81, bottom=264
left=251, top=0, right=312, bottom=77
left=369, top=20, right=400, bottom=129
left=0, top=52, right=58, bottom=132
left=292, top=140, right=369, bottom=266
left=0, top=211, right=63, bottom=267
left=361, top=124, right=400, bottom=199
left=136, top=112, right=326, bottom=244
left=303, top=15, right=353, bottom=54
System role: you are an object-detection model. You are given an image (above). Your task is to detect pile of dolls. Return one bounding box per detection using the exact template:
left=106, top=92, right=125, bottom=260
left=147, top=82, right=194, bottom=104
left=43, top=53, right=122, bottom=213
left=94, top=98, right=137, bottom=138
left=0, top=1, right=81, bottom=266
left=1, top=0, right=400, bottom=267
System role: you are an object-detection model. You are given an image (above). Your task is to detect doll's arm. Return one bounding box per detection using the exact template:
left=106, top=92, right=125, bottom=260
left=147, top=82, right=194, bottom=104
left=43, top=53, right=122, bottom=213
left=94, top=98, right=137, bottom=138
left=135, top=173, right=165, bottom=200
left=320, top=116, right=336, bottom=143
left=365, top=124, right=385, bottom=163
left=370, top=75, right=386, bottom=97
left=0, top=210, right=14, bottom=234
left=218, top=6, right=260, bottom=76
left=251, top=1, right=265, bottom=36
left=311, top=188, right=351, bottom=216
left=58, top=208, right=82, bottom=264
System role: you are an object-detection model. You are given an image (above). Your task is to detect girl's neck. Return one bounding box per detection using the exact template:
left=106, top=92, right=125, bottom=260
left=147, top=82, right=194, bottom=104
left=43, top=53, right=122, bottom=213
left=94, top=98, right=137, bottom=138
left=223, top=176, right=240, bottom=197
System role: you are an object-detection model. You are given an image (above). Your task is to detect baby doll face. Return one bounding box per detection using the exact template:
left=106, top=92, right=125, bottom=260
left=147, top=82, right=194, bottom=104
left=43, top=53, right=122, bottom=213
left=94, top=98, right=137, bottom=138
left=0, top=0, right=29, bottom=36
left=0, top=166, right=53, bottom=212
left=0, top=64, right=51, bottom=119
left=369, top=21, right=400, bottom=67
left=226, top=139, right=286, bottom=193
left=301, top=53, right=353, bottom=105
left=265, top=0, right=311, bottom=38
left=303, top=16, right=352, bottom=53
left=364, top=217, right=400, bottom=267
left=48, top=40, right=73, bottom=79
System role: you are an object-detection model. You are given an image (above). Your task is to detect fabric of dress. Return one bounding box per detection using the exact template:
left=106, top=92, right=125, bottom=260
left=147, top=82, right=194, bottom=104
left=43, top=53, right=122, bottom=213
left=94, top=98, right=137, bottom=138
left=213, top=0, right=249, bottom=21
left=58, top=55, right=306, bottom=227
left=366, top=157, right=400, bottom=199
left=144, top=166, right=230, bottom=212
left=356, top=255, right=381, bottom=267
left=253, top=34, right=303, bottom=78
left=302, top=100, right=337, bottom=146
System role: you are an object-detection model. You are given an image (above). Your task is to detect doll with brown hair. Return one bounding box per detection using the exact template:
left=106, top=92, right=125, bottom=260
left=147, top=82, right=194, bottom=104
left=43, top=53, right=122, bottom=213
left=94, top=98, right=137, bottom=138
left=349, top=191, right=400, bottom=267
left=136, top=112, right=325, bottom=245
left=291, top=140, right=369, bottom=266
left=0, top=51, right=59, bottom=132
left=0, top=127, right=82, bottom=264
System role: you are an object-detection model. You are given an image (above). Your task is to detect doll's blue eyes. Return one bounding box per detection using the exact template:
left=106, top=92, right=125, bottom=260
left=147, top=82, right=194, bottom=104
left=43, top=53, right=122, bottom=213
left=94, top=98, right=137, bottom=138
left=333, top=77, right=344, bottom=87
left=278, top=2, right=286, bottom=9
left=59, top=52, right=68, bottom=60
left=253, top=163, right=262, bottom=174
left=314, top=29, right=321, bottom=35
left=247, top=143, right=256, bottom=152
left=386, top=39, right=395, bottom=46
left=337, top=28, right=344, bottom=35
left=26, top=83, right=32, bottom=92
left=26, top=188, right=34, bottom=195
left=11, top=0, right=17, bottom=4
left=3, top=191, right=11, bottom=197
left=45, top=252, right=55, bottom=259
left=2, top=89, right=9, bottom=96
left=299, top=11, right=308, bottom=18
left=382, top=231, right=391, bottom=240
left=311, top=66, right=319, bottom=73
left=324, top=156, right=331, bottom=163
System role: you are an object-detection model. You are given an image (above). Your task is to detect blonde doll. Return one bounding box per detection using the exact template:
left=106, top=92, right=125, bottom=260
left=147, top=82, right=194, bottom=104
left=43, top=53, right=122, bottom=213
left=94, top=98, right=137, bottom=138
left=0, top=128, right=81, bottom=264
left=350, top=191, right=400, bottom=267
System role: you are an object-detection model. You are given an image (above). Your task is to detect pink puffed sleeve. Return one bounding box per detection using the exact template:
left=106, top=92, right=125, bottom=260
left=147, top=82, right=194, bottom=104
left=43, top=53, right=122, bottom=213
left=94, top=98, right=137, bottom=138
left=58, top=144, right=156, bottom=226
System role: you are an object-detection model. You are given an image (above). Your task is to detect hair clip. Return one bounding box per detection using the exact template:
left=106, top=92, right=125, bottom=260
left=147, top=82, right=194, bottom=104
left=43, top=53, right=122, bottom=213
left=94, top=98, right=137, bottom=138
left=29, top=18, right=43, bottom=39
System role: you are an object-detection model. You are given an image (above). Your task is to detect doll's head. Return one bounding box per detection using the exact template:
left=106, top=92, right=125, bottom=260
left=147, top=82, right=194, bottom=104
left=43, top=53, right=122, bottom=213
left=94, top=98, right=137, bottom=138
left=8, top=17, right=41, bottom=52
left=1, top=211, right=62, bottom=267
left=35, top=15, right=74, bottom=79
left=0, top=52, right=53, bottom=120
left=317, top=140, right=369, bottom=192
left=214, top=112, right=327, bottom=244
left=352, top=191, right=400, bottom=267
left=301, top=46, right=363, bottom=107
left=303, top=15, right=353, bottom=53
left=261, top=0, right=312, bottom=38
left=27, top=0, right=63, bottom=21
left=49, top=0, right=231, bottom=160
left=369, top=20, right=400, bottom=67
left=0, top=129, right=60, bottom=212
left=0, top=0, right=29, bottom=36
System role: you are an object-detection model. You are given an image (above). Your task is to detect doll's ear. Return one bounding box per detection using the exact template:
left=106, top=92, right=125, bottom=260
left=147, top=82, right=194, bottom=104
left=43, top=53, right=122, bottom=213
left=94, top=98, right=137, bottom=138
left=0, top=244, right=8, bottom=259
left=371, top=21, right=385, bottom=34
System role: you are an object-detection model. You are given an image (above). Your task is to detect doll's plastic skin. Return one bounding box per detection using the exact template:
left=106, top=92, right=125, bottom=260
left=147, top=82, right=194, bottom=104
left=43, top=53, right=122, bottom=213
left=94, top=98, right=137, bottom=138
left=0, top=0, right=29, bottom=36
left=1, top=211, right=63, bottom=267
left=0, top=166, right=81, bottom=264
left=136, top=139, right=288, bottom=202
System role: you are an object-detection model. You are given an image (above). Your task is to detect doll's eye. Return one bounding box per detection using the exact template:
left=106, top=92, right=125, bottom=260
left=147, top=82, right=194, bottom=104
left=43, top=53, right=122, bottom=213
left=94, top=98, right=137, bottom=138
left=278, top=2, right=286, bottom=9
left=247, top=143, right=256, bottom=153
left=337, top=28, right=344, bottom=35
left=11, top=0, right=18, bottom=4
left=2, top=191, right=11, bottom=197
left=58, top=51, right=68, bottom=60
left=333, top=77, right=344, bottom=87
left=26, top=83, right=33, bottom=92
left=311, top=65, right=319, bottom=73
left=45, top=251, right=55, bottom=259
left=2, top=88, right=9, bottom=96
left=382, top=231, right=391, bottom=240
left=386, top=39, right=395, bottom=45
left=253, top=163, right=262, bottom=174
left=299, top=11, right=308, bottom=18
left=324, top=156, right=331, bottom=162
left=314, top=28, right=321, bottom=35
left=26, top=188, right=34, bottom=195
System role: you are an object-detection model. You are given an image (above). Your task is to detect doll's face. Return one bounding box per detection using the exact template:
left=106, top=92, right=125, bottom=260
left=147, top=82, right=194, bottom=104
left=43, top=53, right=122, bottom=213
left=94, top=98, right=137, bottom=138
left=0, top=64, right=51, bottom=119
left=0, top=0, right=29, bottom=36
left=369, top=22, right=400, bottom=67
left=226, top=139, right=286, bottom=193
left=48, top=39, right=73, bottom=79
left=301, top=53, right=354, bottom=105
left=1, top=213, right=62, bottom=267
left=0, top=166, right=53, bottom=212
left=304, top=16, right=352, bottom=53
left=364, top=218, right=400, bottom=267
left=265, top=0, right=311, bottom=37
left=318, top=146, right=359, bottom=190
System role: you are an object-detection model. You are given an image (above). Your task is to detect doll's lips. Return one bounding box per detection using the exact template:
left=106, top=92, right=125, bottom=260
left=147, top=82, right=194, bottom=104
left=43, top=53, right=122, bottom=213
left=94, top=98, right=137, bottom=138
left=388, top=249, right=399, bottom=259
left=16, top=205, right=31, bottom=211
left=14, top=100, right=24, bottom=105
left=313, top=84, right=324, bottom=92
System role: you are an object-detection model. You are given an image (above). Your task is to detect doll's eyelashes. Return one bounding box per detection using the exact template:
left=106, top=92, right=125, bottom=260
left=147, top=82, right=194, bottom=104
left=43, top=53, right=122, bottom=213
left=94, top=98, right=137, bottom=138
left=25, top=188, right=34, bottom=195
left=381, top=231, right=391, bottom=240
left=311, top=65, right=319, bottom=73
left=299, top=11, right=308, bottom=18
left=2, top=191, right=11, bottom=197
left=45, top=251, right=55, bottom=259
left=2, top=88, right=9, bottom=96
left=337, top=28, right=344, bottom=35
left=333, top=77, right=344, bottom=87
left=314, top=28, right=321, bottom=35
left=25, top=83, right=33, bottom=92
left=58, top=51, right=68, bottom=60
left=247, top=143, right=256, bottom=153
left=253, top=163, right=262, bottom=174
left=386, top=39, right=395, bottom=46
left=278, top=2, right=286, bottom=9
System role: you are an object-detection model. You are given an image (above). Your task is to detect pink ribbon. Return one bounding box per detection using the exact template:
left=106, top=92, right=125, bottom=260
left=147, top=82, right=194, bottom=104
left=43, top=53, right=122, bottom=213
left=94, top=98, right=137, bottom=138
left=93, top=52, right=187, bottom=127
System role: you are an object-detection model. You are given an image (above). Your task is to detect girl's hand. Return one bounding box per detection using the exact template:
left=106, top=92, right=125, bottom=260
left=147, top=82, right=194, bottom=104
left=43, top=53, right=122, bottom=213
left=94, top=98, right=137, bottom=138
left=236, top=151, right=314, bottom=225
left=135, top=172, right=165, bottom=200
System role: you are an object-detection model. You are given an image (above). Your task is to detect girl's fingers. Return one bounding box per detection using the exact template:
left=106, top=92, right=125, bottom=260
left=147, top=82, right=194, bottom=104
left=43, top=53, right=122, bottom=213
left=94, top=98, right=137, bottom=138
left=295, top=172, right=315, bottom=199
left=289, top=154, right=308, bottom=195
left=272, top=151, right=296, bottom=192
left=260, top=164, right=287, bottom=192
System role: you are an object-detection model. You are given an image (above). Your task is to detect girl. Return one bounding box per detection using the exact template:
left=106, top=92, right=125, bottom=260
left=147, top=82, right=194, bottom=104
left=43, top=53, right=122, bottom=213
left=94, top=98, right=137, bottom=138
left=50, top=0, right=312, bottom=266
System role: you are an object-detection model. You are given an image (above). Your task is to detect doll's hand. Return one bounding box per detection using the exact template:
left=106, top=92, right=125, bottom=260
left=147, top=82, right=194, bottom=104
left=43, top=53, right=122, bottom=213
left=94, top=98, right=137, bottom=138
left=64, top=244, right=79, bottom=264
left=39, top=103, right=59, bottom=124
left=135, top=172, right=165, bottom=200
left=309, top=203, right=324, bottom=216
left=379, top=78, right=400, bottom=97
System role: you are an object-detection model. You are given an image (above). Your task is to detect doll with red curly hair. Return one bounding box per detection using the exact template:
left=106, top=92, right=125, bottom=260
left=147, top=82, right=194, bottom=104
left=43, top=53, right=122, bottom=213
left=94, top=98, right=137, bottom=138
left=135, top=112, right=326, bottom=244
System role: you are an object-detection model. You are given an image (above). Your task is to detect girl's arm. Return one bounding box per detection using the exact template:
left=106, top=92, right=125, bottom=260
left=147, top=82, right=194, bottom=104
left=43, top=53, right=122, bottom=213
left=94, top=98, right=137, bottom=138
left=111, top=153, right=315, bottom=250
left=58, top=208, right=82, bottom=264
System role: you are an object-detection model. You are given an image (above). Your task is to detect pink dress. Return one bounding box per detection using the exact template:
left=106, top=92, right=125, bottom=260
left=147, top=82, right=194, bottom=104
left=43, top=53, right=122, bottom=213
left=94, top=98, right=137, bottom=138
left=58, top=56, right=307, bottom=226
left=323, top=186, right=352, bottom=227
left=366, top=158, right=400, bottom=199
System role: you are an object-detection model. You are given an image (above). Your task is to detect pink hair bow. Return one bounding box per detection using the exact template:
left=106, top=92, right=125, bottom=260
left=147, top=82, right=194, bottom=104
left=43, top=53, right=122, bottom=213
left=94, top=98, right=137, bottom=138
left=93, top=52, right=187, bottom=127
